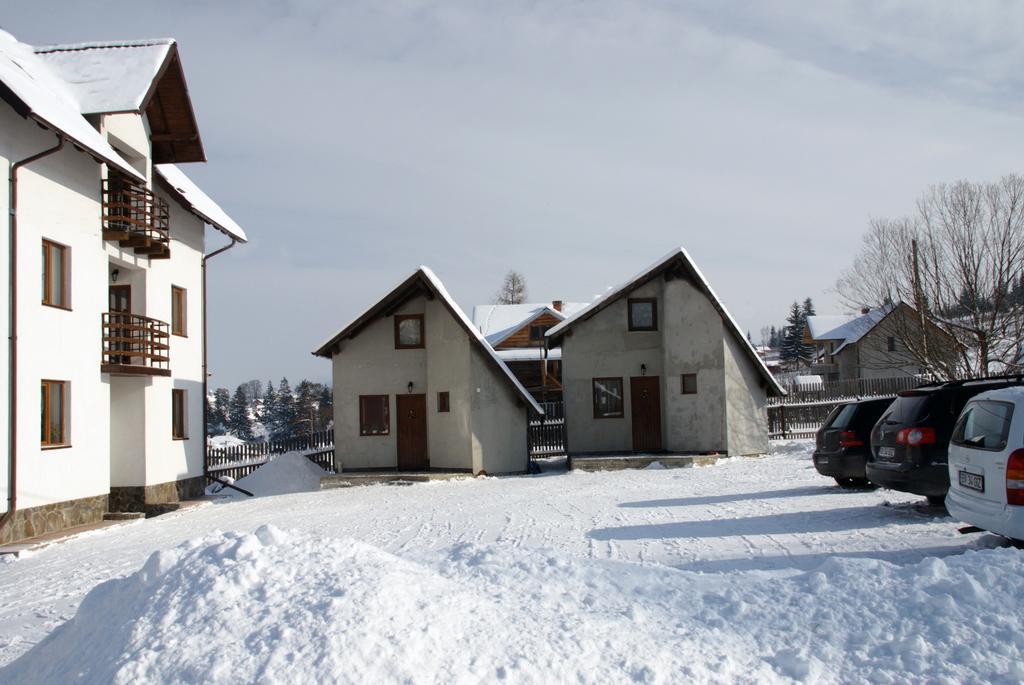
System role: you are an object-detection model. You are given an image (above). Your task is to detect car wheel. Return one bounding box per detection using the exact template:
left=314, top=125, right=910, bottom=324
left=926, top=494, right=946, bottom=507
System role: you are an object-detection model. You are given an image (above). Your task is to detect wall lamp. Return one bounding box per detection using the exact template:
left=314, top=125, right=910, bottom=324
left=640, top=364, right=647, bottom=376
left=110, top=268, right=119, bottom=283
left=407, top=381, right=414, bottom=394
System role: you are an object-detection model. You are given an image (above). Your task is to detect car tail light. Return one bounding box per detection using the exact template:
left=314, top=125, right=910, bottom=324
left=1006, top=449, right=1024, bottom=505
left=896, top=427, right=936, bottom=446
left=839, top=431, right=864, bottom=448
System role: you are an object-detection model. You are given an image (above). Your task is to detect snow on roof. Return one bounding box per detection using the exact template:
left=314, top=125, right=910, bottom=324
left=156, top=164, right=247, bottom=242
left=0, top=30, right=142, bottom=180
left=496, top=347, right=562, bottom=362
left=314, top=268, right=544, bottom=415
left=546, top=247, right=784, bottom=396
left=33, top=39, right=173, bottom=114
left=806, top=305, right=896, bottom=353
left=472, top=302, right=589, bottom=346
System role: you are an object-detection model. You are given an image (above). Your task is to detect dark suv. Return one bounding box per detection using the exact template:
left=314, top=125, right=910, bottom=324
left=867, top=376, right=1024, bottom=505
left=813, top=398, right=893, bottom=488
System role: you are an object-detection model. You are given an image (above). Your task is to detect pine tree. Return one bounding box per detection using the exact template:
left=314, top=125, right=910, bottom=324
left=780, top=301, right=805, bottom=365
left=802, top=297, right=815, bottom=318
left=318, top=386, right=333, bottom=430
left=270, top=377, right=298, bottom=442
left=260, top=379, right=277, bottom=432
left=769, top=325, right=779, bottom=349
left=226, top=385, right=254, bottom=440
left=206, top=387, right=230, bottom=436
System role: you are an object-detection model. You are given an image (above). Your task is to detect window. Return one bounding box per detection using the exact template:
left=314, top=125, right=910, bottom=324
left=952, top=401, right=1013, bottom=451
left=172, top=389, right=188, bottom=439
left=886, top=336, right=896, bottom=352
left=41, top=240, right=68, bottom=308
left=171, top=286, right=187, bottom=336
left=592, top=377, right=624, bottom=418
left=529, top=325, right=545, bottom=341
left=681, top=373, right=698, bottom=395
left=394, top=314, right=424, bottom=349
left=41, top=380, right=68, bottom=446
left=438, top=391, right=450, bottom=413
left=359, top=395, right=390, bottom=435
left=628, top=298, right=657, bottom=331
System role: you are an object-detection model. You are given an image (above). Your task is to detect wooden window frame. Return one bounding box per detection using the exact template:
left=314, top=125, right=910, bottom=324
left=41, top=239, right=70, bottom=310
left=592, top=377, right=624, bottom=419
left=627, top=298, right=657, bottom=332
left=172, top=388, right=188, bottom=440
left=528, top=324, right=545, bottom=341
left=681, top=373, right=698, bottom=395
left=394, top=314, right=425, bottom=349
left=438, top=391, right=450, bottom=413
left=359, top=394, right=391, bottom=436
left=886, top=336, right=896, bottom=352
left=171, top=286, right=187, bottom=337
left=41, top=379, right=69, bottom=448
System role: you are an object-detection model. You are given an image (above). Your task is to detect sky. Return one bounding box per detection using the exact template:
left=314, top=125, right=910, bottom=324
left=6, top=1, right=1024, bottom=390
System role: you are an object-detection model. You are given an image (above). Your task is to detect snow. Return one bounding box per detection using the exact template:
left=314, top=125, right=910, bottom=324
left=496, top=347, right=561, bottom=361
left=471, top=302, right=589, bottom=346
left=1, top=442, right=1019, bottom=682
left=33, top=40, right=173, bottom=115
left=805, top=305, right=896, bottom=352
left=206, top=434, right=245, bottom=449
left=0, top=30, right=142, bottom=181
left=212, top=452, right=326, bottom=498
left=155, top=164, right=248, bottom=242
left=545, top=248, right=784, bottom=396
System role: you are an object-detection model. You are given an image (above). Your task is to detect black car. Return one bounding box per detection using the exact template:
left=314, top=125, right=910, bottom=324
left=867, top=376, right=1024, bottom=505
left=813, top=398, right=893, bottom=488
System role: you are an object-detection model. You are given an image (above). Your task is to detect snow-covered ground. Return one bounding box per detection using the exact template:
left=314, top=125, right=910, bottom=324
left=1, top=441, right=1019, bottom=683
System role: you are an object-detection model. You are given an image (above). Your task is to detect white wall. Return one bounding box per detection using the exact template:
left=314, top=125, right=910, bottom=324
left=469, top=348, right=529, bottom=474
left=723, top=334, right=770, bottom=456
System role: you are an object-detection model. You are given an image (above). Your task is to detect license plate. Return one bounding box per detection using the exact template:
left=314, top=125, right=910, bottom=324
left=878, top=446, right=895, bottom=459
left=959, top=470, right=984, bottom=492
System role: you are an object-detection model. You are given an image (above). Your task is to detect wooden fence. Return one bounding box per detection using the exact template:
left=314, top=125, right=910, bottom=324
left=529, top=401, right=566, bottom=457
left=768, top=376, right=929, bottom=440
left=206, top=428, right=335, bottom=481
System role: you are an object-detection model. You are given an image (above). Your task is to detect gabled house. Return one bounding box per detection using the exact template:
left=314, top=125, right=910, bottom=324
left=0, top=32, right=246, bottom=544
left=314, top=268, right=543, bottom=475
left=547, top=248, right=783, bottom=457
left=472, top=300, right=588, bottom=400
left=803, top=303, right=945, bottom=382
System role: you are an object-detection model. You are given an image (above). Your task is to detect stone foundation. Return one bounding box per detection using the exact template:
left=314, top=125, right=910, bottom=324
left=0, top=494, right=108, bottom=545
left=108, top=476, right=206, bottom=514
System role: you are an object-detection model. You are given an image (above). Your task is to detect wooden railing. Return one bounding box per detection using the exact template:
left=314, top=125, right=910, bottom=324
left=102, top=173, right=170, bottom=258
left=206, top=429, right=336, bottom=480
left=101, top=312, right=171, bottom=376
left=529, top=402, right=566, bottom=456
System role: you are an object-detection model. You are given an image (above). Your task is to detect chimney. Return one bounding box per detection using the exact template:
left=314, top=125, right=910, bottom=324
left=860, top=306, right=870, bottom=315
left=553, top=300, right=564, bottom=312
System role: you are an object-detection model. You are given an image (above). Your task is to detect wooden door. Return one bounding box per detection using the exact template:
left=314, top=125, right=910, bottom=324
left=396, top=394, right=428, bottom=470
left=630, top=376, right=662, bottom=452
left=109, top=284, right=131, bottom=312
left=108, top=285, right=132, bottom=364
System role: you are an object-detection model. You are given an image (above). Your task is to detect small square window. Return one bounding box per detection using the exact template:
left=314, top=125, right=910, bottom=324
left=41, top=379, right=69, bottom=446
left=394, top=314, right=424, bottom=349
left=529, top=325, right=545, bottom=341
left=171, top=286, right=187, bottom=336
left=593, top=377, right=624, bottom=418
left=681, top=373, right=698, bottom=395
left=628, top=298, right=657, bottom=331
left=42, top=240, right=69, bottom=309
left=438, top=391, right=450, bottom=413
left=360, top=395, right=390, bottom=435
left=172, top=388, right=188, bottom=439
left=887, top=336, right=896, bottom=352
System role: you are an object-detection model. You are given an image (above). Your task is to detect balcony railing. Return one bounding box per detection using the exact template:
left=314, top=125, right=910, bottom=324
left=102, top=173, right=171, bottom=259
left=101, top=312, right=171, bottom=376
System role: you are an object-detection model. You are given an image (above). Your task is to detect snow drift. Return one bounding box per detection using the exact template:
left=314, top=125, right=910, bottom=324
left=208, top=452, right=326, bottom=497
left=5, top=526, right=1024, bottom=684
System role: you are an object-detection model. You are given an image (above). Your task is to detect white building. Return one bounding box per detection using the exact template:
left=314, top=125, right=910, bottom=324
left=0, top=32, right=246, bottom=544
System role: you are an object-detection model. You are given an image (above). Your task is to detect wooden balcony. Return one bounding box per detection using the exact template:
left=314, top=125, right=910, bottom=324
left=101, top=312, right=171, bottom=376
left=102, top=173, right=171, bottom=259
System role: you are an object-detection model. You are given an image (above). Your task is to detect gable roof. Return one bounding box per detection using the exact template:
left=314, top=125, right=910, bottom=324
left=34, top=39, right=205, bottom=163
left=0, top=30, right=142, bottom=181
left=155, top=164, right=247, bottom=242
left=546, top=247, right=784, bottom=396
left=472, top=302, right=590, bottom=347
left=805, top=304, right=897, bottom=353
left=313, top=267, right=544, bottom=415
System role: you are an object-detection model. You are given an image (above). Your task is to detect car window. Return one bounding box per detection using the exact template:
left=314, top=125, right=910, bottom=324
left=879, top=395, right=930, bottom=425
left=826, top=404, right=858, bottom=430
left=952, top=401, right=1014, bottom=451
left=856, top=400, right=891, bottom=428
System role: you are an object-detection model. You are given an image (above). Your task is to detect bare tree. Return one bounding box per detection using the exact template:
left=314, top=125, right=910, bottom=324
left=494, top=270, right=528, bottom=304
left=837, top=174, right=1024, bottom=379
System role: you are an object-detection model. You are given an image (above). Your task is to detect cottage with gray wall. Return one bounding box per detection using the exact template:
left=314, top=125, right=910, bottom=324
left=547, top=249, right=783, bottom=457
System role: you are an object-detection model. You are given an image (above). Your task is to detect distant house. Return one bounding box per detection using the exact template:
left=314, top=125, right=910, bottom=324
left=803, top=303, right=949, bottom=382
left=472, top=301, right=588, bottom=400
left=313, top=268, right=543, bottom=475
left=547, top=248, right=784, bottom=457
